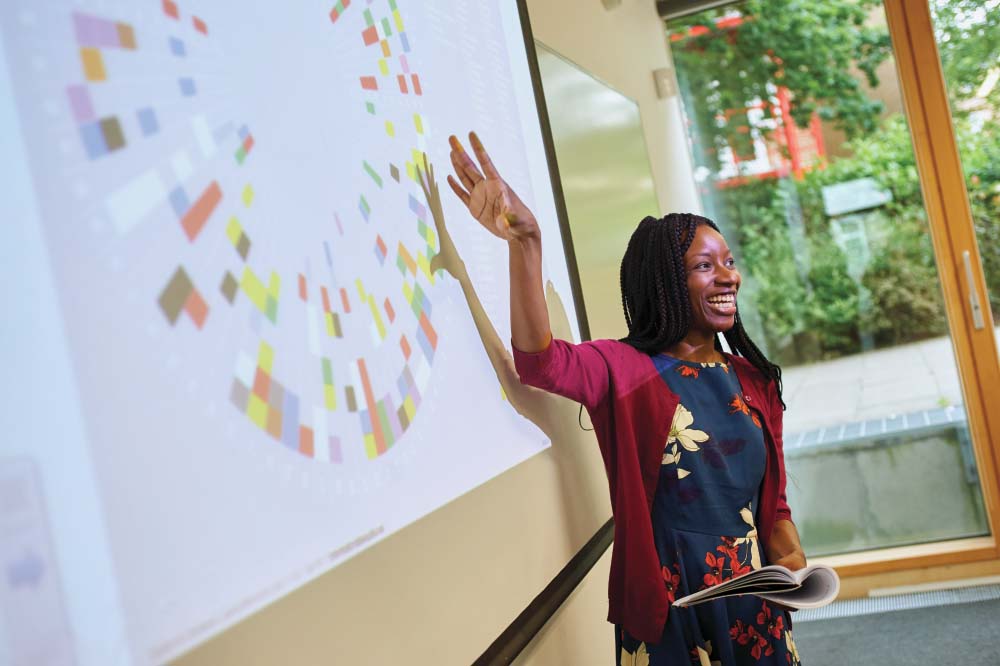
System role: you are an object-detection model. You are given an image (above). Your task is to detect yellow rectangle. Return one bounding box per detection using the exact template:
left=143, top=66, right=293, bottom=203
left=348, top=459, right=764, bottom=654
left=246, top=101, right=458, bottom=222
left=248, top=394, right=268, bottom=428
left=368, top=294, right=386, bottom=339
left=385, top=120, right=394, bottom=137
left=378, top=58, right=389, bottom=76
left=257, top=340, right=274, bottom=373
left=364, top=433, right=378, bottom=459
left=355, top=278, right=366, bottom=301
left=406, top=161, right=416, bottom=182
left=325, top=312, right=335, bottom=336
left=402, top=281, right=414, bottom=304
left=413, top=114, right=424, bottom=135
left=226, top=217, right=242, bottom=245
left=267, top=271, right=281, bottom=297
left=424, top=226, right=437, bottom=249
left=417, top=252, right=434, bottom=284
left=240, top=267, right=267, bottom=310
left=80, top=47, right=106, bottom=82
left=242, top=184, right=254, bottom=207
left=393, top=9, right=404, bottom=32
left=403, top=395, right=416, bottom=421
left=324, top=385, right=337, bottom=411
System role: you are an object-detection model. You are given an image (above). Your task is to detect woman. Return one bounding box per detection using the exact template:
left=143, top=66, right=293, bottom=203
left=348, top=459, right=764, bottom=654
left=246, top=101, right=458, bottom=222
left=445, top=131, right=806, bottom=665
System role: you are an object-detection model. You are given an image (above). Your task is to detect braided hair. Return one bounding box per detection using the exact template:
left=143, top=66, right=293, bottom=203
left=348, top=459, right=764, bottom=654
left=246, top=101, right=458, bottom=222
left=618, top=213, right=785, bottom=409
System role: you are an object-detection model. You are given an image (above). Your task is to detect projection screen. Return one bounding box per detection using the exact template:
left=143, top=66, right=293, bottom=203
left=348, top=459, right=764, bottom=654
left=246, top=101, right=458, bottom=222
left=0, top=1, right=582, bottom=663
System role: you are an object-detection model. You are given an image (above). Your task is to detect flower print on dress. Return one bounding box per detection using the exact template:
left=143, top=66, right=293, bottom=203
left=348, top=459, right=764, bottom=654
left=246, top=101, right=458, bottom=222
left=676, top=365, right=700, bottom=379
left=619, top=640, right=650, bottom=666
left=785, top=629, right=802, bottom=665
left=728, top=394, right=762, bottom=428
left=662, top=403, right=709, bottom=479
left=734, top=504, right=763, bottom=571
left=756, top=601, right=784, bottom=641
left=662, top=563, right=681, bottom=604
left=691, top=640, right=723, bottom=666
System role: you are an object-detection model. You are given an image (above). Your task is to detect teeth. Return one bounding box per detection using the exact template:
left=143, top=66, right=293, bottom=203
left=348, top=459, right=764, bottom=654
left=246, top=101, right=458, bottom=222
left=707, top=294, right=735, bottom=305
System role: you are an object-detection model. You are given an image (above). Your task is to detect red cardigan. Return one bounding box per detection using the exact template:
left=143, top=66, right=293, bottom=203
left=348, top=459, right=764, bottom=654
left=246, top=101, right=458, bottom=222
left=512, top=337, right=792, bottom=644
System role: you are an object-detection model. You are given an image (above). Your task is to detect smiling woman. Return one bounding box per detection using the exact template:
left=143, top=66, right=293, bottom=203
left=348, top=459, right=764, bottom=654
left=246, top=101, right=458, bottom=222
left=444, top=128, right=807, bottom=665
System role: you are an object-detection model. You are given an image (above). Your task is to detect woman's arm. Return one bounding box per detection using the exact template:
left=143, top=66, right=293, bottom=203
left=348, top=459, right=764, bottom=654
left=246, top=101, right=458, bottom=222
left=446, top=132, right=550, bottom=352
left=766, top=519, right=807, bottom=571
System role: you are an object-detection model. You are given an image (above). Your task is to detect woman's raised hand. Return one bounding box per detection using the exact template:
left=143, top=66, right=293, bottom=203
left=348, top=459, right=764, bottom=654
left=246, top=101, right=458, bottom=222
left=446, top=132, right=539, bottom=243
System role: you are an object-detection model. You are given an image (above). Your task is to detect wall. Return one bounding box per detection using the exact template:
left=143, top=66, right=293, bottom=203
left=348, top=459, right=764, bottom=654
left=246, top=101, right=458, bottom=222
left=175, top=2, right=693, bottom=664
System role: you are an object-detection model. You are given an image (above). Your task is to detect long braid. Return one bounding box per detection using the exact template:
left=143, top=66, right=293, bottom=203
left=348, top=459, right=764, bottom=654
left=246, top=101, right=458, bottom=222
left=618, top=213, right=785, bottom=409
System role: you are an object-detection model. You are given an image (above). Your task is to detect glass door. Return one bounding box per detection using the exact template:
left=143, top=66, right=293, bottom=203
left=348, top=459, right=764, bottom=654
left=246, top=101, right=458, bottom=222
left=665, top=0, right=1000, bottom=563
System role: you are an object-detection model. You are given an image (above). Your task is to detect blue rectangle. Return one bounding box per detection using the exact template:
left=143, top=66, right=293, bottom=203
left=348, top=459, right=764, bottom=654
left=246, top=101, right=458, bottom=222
left=168, top=187, right=189, bottom=218
left=408, top=194, right=427, bottom=219
left=324, top=241, right=333, bottom=267
left=374, top=244, right=385, bottom=265
left=416, top=326, right=434, bottom=360
left=397, top=373, right=408, bottom=398
left=400, top=31, right=410, bottom=52
left=359, top=410, right=372, bottom=434
left=79, top=122, right=107, bottom=159
left=179, top=77, right=197, bottom=97
left=281, top=391, right=300, bottom=449
left=136, top=107, right=159, bottom=136
left=169, top=37, right=186, bottom=56
left=238, top=125, right=249, bottom=140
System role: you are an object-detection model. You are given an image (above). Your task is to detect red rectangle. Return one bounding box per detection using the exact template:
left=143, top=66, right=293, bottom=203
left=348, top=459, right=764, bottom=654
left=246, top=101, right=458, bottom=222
left=411, top=74, right=422, bottom=96
left=360, top=76, right=378, bottom=91
left=253, top=367, right=270, bottom=400
left=329, top=7, right=340, bottom=22
left=298, top=274, right=307, bottom=301
left=362, top=25, right=378, bottom=46
left=183, top=288, right=208, bottom=329
left=181, top=180, right=221, bottom=241
left=192, top=16, right=207, bottom=34
left=397, top=74, right=408, bottom=94
left=384, top=297, right=395, bottom=323
left=376, top=234, right=387, bottom=256
left=399, top=335, right=411, bottom=360
left=163, top=0, right=179, bottom=19
left=340, top=288, right=351, bottom=313
left=418, top=312, right=437, bottom=350
left=321, top=286, right=332, bottom=313
left=357, top=359, right=387, bottom=454
left=299, top=426, right=314, bottom=456
left=243, top=135, right=254, bottom=153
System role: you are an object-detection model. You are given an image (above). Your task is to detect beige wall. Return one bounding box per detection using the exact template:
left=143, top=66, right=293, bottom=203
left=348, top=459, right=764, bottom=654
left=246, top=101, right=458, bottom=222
left=175, top=3, right=690, bottom=665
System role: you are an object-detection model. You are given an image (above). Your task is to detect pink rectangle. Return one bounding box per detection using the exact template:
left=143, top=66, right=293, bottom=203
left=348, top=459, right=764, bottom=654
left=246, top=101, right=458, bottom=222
left=66, top=85, right=95, bottom=122
left=399, top=55, right=410, bottom=74
left=329, top=436, right=342, bottom=463
left=73, top=12, right=119, bottom=48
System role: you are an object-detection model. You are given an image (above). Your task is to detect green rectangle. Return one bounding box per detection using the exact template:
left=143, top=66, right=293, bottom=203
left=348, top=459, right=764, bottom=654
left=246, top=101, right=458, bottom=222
left=365, top=101, right=375, bottom=115
left=235, top=146, right=246, bottom=164
left=381, top=17, right=392, bottom=36
left=363, top=161, right=383, bottom=188
left=376, top=402, right=394, bottom=447
left=417, top=219, right=429, bottom=241
left=322, top=358, right=333, bottom=385
left=363, top=9, right=374, bottom=26
left=360, top=195, right=370, bottom=216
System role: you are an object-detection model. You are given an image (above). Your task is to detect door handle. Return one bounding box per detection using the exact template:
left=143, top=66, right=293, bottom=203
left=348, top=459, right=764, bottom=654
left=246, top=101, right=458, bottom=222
left=962, top=250, right=985, bottom=330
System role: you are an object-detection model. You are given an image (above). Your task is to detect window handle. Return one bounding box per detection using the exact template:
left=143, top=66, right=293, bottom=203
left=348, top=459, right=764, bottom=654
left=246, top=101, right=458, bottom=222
left=962, top=250, right=985, bottom=331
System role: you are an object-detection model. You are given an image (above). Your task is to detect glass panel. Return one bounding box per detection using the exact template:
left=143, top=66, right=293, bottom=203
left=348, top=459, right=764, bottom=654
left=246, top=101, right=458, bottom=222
left=666, top=0, right=989, bottom=556
left=930, top=0, right=1000, bottom=335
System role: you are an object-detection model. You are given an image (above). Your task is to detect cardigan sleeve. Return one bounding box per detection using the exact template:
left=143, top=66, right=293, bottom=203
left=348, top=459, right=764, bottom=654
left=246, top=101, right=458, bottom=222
left=511, top=337, right=610, bottom=412
left=770, top=379, right=793, bottom=523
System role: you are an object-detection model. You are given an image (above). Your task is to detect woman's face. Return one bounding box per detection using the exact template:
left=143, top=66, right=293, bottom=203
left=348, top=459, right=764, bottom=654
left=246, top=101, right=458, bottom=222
left=683, top=224, right=741, bottom=334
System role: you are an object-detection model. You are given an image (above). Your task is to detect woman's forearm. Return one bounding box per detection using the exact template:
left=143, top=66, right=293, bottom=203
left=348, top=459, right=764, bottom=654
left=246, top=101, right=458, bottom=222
left=766, top=519, right=807, bottom=570
left=508, top=234, right=552, bottom=352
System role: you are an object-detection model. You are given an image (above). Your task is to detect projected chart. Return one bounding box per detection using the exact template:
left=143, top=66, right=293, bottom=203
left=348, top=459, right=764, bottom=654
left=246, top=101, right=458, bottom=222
left=0, top=0, right=577, bottom=662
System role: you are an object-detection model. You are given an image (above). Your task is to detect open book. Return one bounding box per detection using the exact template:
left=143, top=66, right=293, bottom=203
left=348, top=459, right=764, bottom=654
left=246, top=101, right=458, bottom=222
left=672, top=563, right=840, bottom=610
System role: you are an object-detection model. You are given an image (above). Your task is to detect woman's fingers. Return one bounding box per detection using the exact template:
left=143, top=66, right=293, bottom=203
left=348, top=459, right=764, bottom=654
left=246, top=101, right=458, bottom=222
left=449, top=135, right=481, bottom=191
left=446, top=175, right=470, bottom=206
left=469, top=131, right=500, bottom=179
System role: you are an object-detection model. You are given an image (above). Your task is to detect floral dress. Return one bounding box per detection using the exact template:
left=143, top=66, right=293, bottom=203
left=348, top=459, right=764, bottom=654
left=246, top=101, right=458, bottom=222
left=616, top=355, right=802, bottom=666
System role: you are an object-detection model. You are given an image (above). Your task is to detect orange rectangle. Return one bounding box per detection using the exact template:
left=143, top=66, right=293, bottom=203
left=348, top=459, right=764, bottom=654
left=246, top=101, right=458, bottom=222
left=419, top=312, right=437, bottom=350
left=321, top=286, right=331, bottom=312
left=299, top=426, right=314, bottom=456
left=117, top=23, right=137, bottom=49
left=397, top=243, right=417, bottom=275
left=380, top=39, right=391, bottom=58
left=400, top=335, right=411, bottom=360
left=339, top=287, right=351, bottom=313
left=362, top=25, right=378, bottom=46
left=298, top=274, right=307, bottom=301
left=243, top=135, right=254, bottom=153
left=384, top=298, right=395, bottom=323
left=396, top=74, right=408, bottom=94
left=193, top=16, right=208, bottom=34
left=181, top=180, right=221, bottom=241
left=253, top=367, right=270, bottom=400
left=360, top=76, right=378, bottom=91
left=357, top=359, right=386, bottom=454
left=162, top=0, right=179, bottom=19
left=411, top=74, right=422, bottom=96
left=80, top=48, right=106, bottom=82
left=183, top=288, right=208, bottom=329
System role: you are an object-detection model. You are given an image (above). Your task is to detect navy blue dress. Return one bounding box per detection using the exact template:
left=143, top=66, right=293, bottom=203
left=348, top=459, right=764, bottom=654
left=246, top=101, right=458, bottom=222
left=615, top=355, right=802, bottom=666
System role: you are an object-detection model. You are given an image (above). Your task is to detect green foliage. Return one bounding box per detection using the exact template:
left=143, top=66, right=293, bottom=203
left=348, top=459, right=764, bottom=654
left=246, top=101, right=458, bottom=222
left=669, top=0, right=892, bottom=174
left=931, top=0, right=1000, bottom=114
